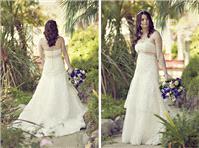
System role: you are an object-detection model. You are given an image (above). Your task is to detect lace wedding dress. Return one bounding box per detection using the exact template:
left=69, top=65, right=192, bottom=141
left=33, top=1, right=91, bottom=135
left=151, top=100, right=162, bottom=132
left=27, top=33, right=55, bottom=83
left=122, top=40, right=167, bottom=145
left=13, top=49, right=86, bottom=137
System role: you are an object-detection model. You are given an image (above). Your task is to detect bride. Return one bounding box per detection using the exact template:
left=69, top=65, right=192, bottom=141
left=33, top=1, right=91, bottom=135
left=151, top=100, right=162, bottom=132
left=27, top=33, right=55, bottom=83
left=122, top=10, right=172, bottom=145
left=13, top=20, right=86, bottom=137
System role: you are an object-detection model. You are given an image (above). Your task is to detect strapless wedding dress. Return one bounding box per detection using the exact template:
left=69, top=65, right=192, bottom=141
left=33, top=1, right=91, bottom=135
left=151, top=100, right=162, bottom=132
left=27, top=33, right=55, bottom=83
left=13, top=49, right=86, bottom=137
left=122, top=40, right=167, bottom=145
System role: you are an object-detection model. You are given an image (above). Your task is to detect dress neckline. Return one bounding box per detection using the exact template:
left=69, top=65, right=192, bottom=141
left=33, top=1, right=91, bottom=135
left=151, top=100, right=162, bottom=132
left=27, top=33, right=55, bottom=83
left=136, top=39, right=156, bottom=48
left=44, top=48, right=61, bottom=52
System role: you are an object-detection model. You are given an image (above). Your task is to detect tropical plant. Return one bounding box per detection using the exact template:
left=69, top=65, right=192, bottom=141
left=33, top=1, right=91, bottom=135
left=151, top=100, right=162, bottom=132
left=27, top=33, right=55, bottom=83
left=102, top=0, right=154, bottom=99
left=155, top=110, right=199, bottom=148
left=155, top=0, right=199, bottom=29
left=60, top=0, right=98, bottom=35
left=1, top=0, right=46, bottom=91
left=1, top=125, right=40, bottom=148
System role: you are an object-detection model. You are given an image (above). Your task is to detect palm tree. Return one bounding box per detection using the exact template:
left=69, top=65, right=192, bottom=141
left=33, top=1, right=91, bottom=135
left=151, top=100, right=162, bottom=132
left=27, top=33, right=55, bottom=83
left=60, top=0, right=98, bottom=35
left=1, top=0, right=46, bottom=54
left=1, top=0, right=46, bottom=90
left=102, top=0, right=154, bottom=98
left=155, top=0, right=199, bottom=62
left=155, top=0, right=199, bottom=29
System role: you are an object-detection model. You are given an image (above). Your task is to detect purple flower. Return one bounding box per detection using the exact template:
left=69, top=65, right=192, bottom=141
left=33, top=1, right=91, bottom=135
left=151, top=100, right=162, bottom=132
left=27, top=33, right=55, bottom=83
left=162, top=93, right=167, bottom=99
left=67, top=68, right=86, bottom=88
left=160, top=78, right=184, bottom=101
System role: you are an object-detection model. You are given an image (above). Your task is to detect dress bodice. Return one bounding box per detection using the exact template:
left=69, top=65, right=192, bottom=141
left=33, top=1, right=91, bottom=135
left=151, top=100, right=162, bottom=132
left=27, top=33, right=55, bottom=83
left=44, top=49, right=62, bottom=58
left=135, top=40, right=156, bottom=54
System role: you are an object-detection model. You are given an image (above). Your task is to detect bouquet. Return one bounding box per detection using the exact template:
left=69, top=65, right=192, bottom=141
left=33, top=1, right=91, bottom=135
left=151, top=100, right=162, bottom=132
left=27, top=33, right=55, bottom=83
left=159, top=78, right=185, bottom=102
left=67, top=68, right=86, bottom=88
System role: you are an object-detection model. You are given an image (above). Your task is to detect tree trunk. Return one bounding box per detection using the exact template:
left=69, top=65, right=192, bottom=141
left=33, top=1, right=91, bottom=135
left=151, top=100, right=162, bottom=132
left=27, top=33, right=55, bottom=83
left=14, top=19, right=27, bottom=56
left=124, top=13, right=137, bottom=64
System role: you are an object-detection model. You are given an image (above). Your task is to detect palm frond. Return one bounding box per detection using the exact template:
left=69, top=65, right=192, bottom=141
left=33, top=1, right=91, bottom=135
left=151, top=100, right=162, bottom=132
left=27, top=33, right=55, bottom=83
left=60, top=0, right=98, bottom=35
left=155, top=0, right=199, bottom=30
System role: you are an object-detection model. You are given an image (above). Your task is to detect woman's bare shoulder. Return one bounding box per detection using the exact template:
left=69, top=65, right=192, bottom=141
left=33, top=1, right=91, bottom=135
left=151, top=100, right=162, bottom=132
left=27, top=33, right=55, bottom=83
left=152, top=30, right=161, bottom=38
left=57, top=36, right=64, bottom=42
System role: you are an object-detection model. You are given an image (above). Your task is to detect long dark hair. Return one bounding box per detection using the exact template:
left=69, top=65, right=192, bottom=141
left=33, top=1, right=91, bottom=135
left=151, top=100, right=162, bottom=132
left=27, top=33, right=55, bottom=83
left=43, top=20, right=59, bottom=47
left=133, top=10, right=155, bottom=46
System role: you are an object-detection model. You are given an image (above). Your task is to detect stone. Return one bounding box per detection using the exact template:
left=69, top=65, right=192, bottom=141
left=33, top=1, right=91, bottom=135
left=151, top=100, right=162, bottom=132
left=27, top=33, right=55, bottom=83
left=82, top=133, right=89, bottom=145
left=114, top=116, right=124, bottom=131
left=101, top=119, right=114, bottom=137
left=86, top=121, right=97, bottom=135
left=91, top=130, right=98, bottom=140
left=111, top=121, right=120, bottom=135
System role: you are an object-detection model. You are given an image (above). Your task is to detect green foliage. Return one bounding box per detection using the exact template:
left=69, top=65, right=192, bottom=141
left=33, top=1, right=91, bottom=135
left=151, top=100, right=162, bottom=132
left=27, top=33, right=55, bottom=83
left=68, top=25, right=98, bottom=131
left=8, top=87, right=32, bottom=105
left=1, top=125, right=40, bottom=148
left=182, top=58, right=199, bottom=89
left=87, top=91, right=99, bottom=124
left=1, top=1, right=45, bottom=91
left=102, top=0, right=154, bottom=99
left=60, top=0, right=98, bottom=35
left=1, top=87, right=32, bottom=125
left=182, top=27, right=199, bottom=109
left=187, top=75, right=199, bottom=97
left=182, top=57, right=199, bottom=108
left=1, top=1, right=46, bottom=27
left=1, top=125, right=25, bottom=148
left=155, top=1, right=199, bottom=29
left=68, top=25, right=98, bottom=92
left=102, top=95, right=125, bottom=119
left=190, top=27, right=199, bottom=58
left=1, top=31, right=40, bottom=91
left=1, top=87, right=40, bottom=148
left=155, top=110, right=199, bottom=147
left=102, top=32, right=135, bottom=99
left=171, top=42, right=178, bottom=59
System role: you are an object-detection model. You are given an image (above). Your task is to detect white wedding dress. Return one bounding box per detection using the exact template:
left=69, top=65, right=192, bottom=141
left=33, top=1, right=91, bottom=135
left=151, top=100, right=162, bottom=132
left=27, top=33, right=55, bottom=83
left=122, top=40, right=167, bottom=145
left=13, top=49, right=86, bottom=137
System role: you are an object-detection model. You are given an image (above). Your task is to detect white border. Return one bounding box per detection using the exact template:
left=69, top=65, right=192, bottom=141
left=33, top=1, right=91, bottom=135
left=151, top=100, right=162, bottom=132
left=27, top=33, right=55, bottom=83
left=98, top=0, right=102, bottom=147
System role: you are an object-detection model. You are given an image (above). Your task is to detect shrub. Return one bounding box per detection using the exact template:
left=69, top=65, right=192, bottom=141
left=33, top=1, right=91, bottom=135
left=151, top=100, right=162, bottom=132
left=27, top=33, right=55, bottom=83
left=190, top=27, right=199, bottom=58
left=102, top=95, right=125, bottom=119
left=182, top=57, right=199, bottom=89
left=155, top=110, right=199, bottom=148
left=68, top=25, right=98, bottom=102
left=1, top=125, right=25, bottom=148
left=185, top=76, right=199, bottom=109
left=1, top=125, right=40, bottom=148
left=8, top=87, right=32, bottom=105
left=181, top=26, right=199, bottom=109
left=87, top=90, right=99, bottom=124
left=1, top=87, right=32, bottom=125
left=181, top=57, right=199, bottom=110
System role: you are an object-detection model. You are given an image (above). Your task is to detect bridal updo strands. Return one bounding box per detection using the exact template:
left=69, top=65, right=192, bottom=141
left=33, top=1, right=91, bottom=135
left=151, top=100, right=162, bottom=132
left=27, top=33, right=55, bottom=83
left=44, top=20, right=59, bottom=47
left=134, top=10, right=155, bottom=46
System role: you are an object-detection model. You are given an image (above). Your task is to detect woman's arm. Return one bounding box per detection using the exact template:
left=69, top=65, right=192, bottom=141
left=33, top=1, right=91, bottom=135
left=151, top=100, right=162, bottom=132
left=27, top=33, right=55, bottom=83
left=38, top=39, right=44, bottom=69
left=154, top=31, right=171, bottom=79
left=60, top=37, right=73, bottom=72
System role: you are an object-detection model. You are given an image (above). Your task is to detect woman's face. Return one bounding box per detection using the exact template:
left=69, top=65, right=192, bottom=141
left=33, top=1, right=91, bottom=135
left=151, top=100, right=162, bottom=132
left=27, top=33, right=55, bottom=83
left=141, top=14, right=149, bottom=29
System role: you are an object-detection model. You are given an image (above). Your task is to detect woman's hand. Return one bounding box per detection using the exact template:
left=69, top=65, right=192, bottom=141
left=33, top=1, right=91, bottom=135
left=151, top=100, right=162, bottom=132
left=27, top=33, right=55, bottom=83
left=67, top=66, right=74, bottom=74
